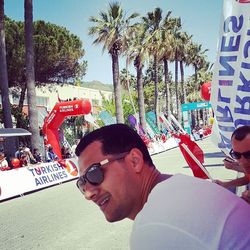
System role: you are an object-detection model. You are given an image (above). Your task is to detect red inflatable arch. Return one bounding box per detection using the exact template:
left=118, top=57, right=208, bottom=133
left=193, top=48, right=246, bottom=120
left=42, top=99, right=91, bottom=159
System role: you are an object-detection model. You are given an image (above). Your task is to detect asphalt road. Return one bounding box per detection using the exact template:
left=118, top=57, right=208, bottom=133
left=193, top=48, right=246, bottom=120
left=0, top=137, right=238, bottom=250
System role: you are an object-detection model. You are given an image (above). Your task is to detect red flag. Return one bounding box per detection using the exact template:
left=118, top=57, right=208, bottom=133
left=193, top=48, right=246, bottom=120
left=173, top=133, right=210, bottom=179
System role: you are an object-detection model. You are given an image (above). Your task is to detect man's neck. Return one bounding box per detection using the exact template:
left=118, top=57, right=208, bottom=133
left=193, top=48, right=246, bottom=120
left=134, top=168, right=171, bottom=219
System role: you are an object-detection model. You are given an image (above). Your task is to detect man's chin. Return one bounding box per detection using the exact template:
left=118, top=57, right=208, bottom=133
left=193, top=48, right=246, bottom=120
left=104, top=212, right=124, bottom=223
left=104, top=214, right=119, bottom=223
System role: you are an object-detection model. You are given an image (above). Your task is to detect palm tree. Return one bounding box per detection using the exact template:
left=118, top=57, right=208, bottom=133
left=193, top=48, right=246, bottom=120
left=120, top=65, right=138, bottom=117
left=89, top=2, right=139, bottom=123
left=188, top=42, right=209, bottom=85
left=0, top=0, right=16, bottom=158
left=142, top=7, right=163, bottom=128
left=159, top=13, right=175, bottom=118
left=0, top=0, right=13, bottom=129
left=124, top=23, right=148, bottom=132
left=178, top=31, right=192, bottom=105
left=168, top=17, right=182, bottom=120
left=24, top=0, right=39, bottom=151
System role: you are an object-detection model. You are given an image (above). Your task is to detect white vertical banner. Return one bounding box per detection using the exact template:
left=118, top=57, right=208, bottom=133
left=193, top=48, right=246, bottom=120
left=210, top=0, right=250, bottom=152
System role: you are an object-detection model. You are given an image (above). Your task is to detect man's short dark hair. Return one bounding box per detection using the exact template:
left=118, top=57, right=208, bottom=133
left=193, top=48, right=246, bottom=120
left=231, top=125, right=250, bottom=141
left=75, top=123, right=153, bottom=166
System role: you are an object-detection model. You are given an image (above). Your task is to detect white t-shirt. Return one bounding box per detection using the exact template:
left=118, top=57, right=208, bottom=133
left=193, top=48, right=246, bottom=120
left=130, top=174, right=250, bottom=250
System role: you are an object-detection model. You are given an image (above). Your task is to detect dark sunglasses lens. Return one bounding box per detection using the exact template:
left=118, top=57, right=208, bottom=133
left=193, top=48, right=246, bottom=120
left=86, top=165, right=104, bottom=185
left=243, top=151, right=250, bottom=159
left=230, top=149, right=250, bottom=159
left=230, top=150, right=241, bottom=159
left=77, top=178, right=86, bottom=193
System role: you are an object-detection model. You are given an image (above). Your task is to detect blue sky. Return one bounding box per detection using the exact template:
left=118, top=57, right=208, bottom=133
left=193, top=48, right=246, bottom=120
left=5, top=0, right=223, bottom=85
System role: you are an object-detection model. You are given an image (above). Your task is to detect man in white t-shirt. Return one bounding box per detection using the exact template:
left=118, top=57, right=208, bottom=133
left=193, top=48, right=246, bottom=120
left=75, top=124, right=250, bottom=250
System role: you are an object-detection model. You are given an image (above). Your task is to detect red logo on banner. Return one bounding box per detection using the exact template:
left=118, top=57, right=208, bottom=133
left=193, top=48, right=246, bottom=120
left=59, top=159, right=78, bottom=176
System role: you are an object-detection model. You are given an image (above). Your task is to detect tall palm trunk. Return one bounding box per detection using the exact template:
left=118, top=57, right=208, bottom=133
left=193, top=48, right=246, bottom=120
left=24, top=0, right=39, bottom=151
left=0, top=0, right=16, bottom=158
left=126, top=58, right=136, bottom=115
left=153, top=55, right=159, bottom=128
left=136, top=61, right=147, bottom=132
left=194, top=65, right=198, bottom=87
left=0, top=0, right=12, bottom=129
left=111, top=52, right=124, bottom=123
left=163, top=58, right=171, bottom=116
left=180, top=60, right=186, bottom=104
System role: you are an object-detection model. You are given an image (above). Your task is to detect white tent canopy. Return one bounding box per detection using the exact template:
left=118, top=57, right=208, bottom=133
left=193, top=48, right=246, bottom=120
left=0, top=128, right=31, bottom=137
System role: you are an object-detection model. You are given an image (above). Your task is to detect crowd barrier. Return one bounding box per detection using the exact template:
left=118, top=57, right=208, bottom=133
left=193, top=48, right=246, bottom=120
left=0, top=138, right=180, bottom=202
left=148, top=137, right=178, bottom=155
left=0, top=158, right=78, bottom=202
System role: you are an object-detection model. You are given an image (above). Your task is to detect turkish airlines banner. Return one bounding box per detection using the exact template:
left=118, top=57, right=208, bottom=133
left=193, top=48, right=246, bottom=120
left=0, top=159, right=79, bottom=202
left=210, top=0, right=250, bottom=151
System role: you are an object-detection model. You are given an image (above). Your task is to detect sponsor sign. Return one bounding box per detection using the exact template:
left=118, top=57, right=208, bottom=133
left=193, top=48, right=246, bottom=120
left=0, top=159, right=78, bottom=201
left=210, top=0, right=250, bottom=151
left=145, top=111, right=161, bottom=135
left=181, top=101, right=211, bottom=112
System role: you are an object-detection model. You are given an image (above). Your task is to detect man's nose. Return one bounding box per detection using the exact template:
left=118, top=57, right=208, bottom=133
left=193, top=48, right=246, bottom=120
left=84, top=183, right=99, bottom=201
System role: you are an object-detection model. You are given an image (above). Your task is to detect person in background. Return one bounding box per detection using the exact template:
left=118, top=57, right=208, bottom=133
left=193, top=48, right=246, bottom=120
left=61, top=146, right=72, bottom=159
left=198, top=126, right=204, bottom=140
left=33, top=148, right=43, bottom=163
left=15, top=145, right=24, bottom=159
left=61, top=145, right=67, bottom=159
left=45, top=145, right=59, bottom=162
left=64, top=147, right=72, bottom=158
left=0, top=152, right=9, bottom=171
left=23, top=147, right=36, bottom=164
left=19, top=153, right=29, bottom=167
left=75, top=124, right=250, bottom=249
left=71, top=139, right=80, bottom=156
left=215, top=126, right=250, bottom=204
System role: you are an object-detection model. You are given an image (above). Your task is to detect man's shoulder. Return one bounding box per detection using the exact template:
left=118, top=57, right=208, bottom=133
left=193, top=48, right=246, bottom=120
left=143, top=174, right=246, bottom=214
left=132, top=174, right=250, bottom=250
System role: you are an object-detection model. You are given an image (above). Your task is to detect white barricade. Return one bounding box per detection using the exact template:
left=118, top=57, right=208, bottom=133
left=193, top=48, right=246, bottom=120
left=148, top=137, right=178, bottom=155
left=0, top=138, right=180, bottom=202
left=0, top=158, right=79, bottom=201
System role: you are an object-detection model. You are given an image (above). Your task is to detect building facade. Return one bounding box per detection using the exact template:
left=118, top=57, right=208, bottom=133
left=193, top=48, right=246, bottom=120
left=0, top=84, right=113, bottom=128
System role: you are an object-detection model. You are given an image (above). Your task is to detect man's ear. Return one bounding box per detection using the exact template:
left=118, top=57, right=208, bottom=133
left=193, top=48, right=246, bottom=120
left=127, top=148, right=144, bottom=173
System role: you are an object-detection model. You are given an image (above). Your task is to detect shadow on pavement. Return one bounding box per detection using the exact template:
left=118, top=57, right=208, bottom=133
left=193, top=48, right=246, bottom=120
left=183, top=163, right=224, bottom=168
left=204, top=152, right=225, bottom=158
left=203, top=163, right=224, bottom=167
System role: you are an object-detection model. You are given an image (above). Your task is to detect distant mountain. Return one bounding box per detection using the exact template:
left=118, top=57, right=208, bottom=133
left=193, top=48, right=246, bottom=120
left=81, top=80, right=113, bottom=92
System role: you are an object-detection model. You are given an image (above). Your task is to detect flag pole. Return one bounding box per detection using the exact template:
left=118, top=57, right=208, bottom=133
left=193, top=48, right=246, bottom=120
left=181, top=143, right=213, bottom=181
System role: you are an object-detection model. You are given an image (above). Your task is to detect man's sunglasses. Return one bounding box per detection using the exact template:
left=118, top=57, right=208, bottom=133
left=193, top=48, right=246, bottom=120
left=76, top=152, right=129, bottom=194
left=229, top=149, right=250, bottom=160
